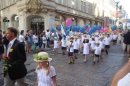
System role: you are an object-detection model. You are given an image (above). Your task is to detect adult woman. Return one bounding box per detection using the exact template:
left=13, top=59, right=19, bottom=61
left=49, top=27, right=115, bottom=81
left=34, top=52, right=57, bottom=86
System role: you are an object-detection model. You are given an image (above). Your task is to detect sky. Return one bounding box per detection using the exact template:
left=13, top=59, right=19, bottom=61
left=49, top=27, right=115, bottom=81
left=115, top=0, right=130, bottom=18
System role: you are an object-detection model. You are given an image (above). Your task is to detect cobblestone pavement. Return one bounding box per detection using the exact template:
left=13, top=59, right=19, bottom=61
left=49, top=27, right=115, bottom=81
left=0, top=43, right=128, bottom=86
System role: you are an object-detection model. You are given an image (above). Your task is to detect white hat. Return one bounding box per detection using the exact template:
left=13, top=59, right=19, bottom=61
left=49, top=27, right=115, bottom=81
left=34, top=52, right=52, bottom=62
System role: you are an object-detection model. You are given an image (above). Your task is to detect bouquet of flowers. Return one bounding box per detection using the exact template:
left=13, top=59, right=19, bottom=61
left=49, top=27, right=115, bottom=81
left=2, top=54, right=11, bottom=72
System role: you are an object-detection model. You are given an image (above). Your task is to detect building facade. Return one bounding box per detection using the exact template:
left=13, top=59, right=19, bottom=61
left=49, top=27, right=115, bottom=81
left=0, top=0, right=104, bottom=32
left=103, top=0, right=116, bottom=27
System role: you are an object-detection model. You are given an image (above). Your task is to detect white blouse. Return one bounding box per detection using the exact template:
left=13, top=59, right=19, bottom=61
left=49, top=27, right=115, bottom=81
left=118, top=73, right=130, bottom=86
left=36, top=66, right=56, bottom=86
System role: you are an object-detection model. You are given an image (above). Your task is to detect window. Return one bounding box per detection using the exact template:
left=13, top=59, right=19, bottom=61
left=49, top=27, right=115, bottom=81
left=88, top=3, right=92, bottom=14
left=56, top=0, right=66, bottom=6
left=81, top=1, right=84, bottom=11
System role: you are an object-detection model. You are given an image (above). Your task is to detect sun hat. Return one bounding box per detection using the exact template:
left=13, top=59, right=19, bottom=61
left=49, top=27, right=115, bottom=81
left=33, top=52, right=52, bottom=62
left=70, top=36, right=74, bottom=39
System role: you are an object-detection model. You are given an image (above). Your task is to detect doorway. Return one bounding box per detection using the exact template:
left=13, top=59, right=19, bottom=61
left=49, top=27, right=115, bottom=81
left=31, top=17, right=44, bottom=34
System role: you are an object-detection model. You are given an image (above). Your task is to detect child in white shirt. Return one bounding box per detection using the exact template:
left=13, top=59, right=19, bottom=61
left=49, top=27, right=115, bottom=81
left=99, top=37, right=104, bottom=59
left=104, top=34, right=111, bottom=54
left=93, top=42, right=101, bottom=64
left=61, top=38, right=67, bottom=55
left=90, top=37, right=95, bottom=57
left=67, top=36, right=75, bottom=64
left=54, top=37, right=59, bottom=54
left=73, top=37, right=79, bottom=59
left=42, top=35, right=47, bottom=50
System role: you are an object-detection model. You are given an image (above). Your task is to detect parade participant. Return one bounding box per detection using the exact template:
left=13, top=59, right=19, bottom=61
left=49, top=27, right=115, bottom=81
left=4, top=27, right=28, bottom=86
left=61, top=38, right=67, bottom=55
left=93, top=42, right=101, bottom=64
left=42, top=34, right=47, bottom=51
left=34, top=52, right=57, bottom=86
left=99, top=36, right=105, bottom=59
left=54, top=37, right=59, bottom=54
left=112, top=33, right=118, bottom=45
left=67, top=36, right=75, bottom=64
left=73, top=37, right=79, bottom=59
left=104, top=33, right=111, bottom=54
left=82, top=38, right=90, bottom=62
left=95, top=34, right=99, bottom=43
left=90, top=37, right=95, bottom=57
left=77, top=35, right=82, bottom=54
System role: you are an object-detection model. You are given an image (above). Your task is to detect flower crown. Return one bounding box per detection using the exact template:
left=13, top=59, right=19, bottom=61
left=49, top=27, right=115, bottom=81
left=33, top=54, right=49, bottom=61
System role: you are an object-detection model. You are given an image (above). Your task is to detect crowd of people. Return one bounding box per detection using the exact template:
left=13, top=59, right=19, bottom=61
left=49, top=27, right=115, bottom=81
left=0, top=27, right=130, bottom=86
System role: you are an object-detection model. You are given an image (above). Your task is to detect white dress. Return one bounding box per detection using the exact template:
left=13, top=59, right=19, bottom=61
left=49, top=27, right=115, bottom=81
left=83, top=43, right=89, bottom=54
left=36, top=66, right=56, bottom=86
left=54, top=40, right=59, bottom=48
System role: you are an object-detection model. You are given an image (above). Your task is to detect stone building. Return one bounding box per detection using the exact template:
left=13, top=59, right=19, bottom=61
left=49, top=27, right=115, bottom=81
left=0, top=0, right=105, bottom=32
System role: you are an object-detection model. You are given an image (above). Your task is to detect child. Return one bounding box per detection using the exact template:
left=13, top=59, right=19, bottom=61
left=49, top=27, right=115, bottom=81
left=54, top=37, right=59, bottom=54
left=82, top=38, right=90, bottom=62
left=93, top=42, right=101, bottom=64
left=61, top=38, right=67, bottom=55
left=104, top=34, right=111, bottom=54
left=34, top=52, right=57, bottom=86
left=42, top=35, right=47, bottom=51
left=67, top=36, right=75, bottom=64
left=90, top=37, right=95, bottom=57
left=99, top=36, right=104, bottom=59
left=73, top=37, right=79, bottom=59
left=77, top=35, right=82, bottom=54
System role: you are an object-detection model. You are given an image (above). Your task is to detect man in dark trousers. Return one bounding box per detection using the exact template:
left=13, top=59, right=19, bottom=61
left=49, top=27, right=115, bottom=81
left=123, top=29, right=130, bottom=57
left=3, top=27, right=28, bottom=86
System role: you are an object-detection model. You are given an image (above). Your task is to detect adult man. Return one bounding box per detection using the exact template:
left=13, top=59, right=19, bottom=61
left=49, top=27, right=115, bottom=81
left=123, top=29, right=130, bottom=57
left=4, top=27, right=28, bottom=86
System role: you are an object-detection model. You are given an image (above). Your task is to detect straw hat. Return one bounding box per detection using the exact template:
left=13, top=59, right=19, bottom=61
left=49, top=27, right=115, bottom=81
left=34, top=52, right=52, bottom=62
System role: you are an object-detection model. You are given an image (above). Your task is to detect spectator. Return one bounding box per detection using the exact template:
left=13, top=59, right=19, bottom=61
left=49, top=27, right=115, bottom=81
left=46, top=29, right=51, bottom=48
left=123, top=29, right=130, bottom=57
left=0, top=30, right=4, bottom=61
left=3, top=31, right=9, bottom=51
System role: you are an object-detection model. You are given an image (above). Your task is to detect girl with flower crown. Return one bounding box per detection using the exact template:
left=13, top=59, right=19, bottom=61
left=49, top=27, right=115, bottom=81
left=34, top=52, right=57, bottom=86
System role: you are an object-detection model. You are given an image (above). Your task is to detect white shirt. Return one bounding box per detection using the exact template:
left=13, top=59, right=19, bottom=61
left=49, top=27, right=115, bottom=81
left=68, top=41, right=74, bottom=52
left=42, top=36, right=47, bottom=43
left=112, top=34, right=118, bottom=40
left=73, top=40, right=79, bottom=49
left=33, top=35, right=38, bottom=43
left=7, top=38, right=16, bottom=56
left=118, top=73, right=130, bottom=86
left=61, top=39, right=66, bottom=47
left=19, top=35, right=24, bottom=42
left=94, top=46, right=101, bottom=55
left=46, top=31, right=51, bottom=38
left=99, top=40, right=104, bottom=49
left=36, top=66, right=56, bottom=86
left=95, top=37, right=99, bottom=43
left=104, top=37, right=111, bottom=45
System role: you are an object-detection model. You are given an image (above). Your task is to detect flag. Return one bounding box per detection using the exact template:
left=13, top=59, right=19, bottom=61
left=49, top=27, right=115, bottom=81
left=61, top=24, right=66, bottom=40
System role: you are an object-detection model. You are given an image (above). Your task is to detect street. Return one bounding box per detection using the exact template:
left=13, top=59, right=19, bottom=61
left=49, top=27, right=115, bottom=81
left=0, top=43, right=128, bottom=86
